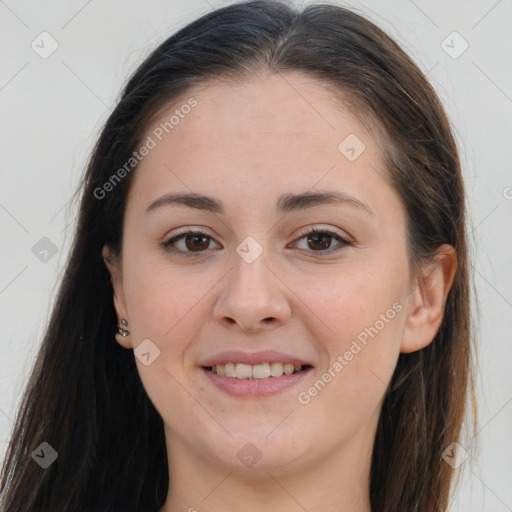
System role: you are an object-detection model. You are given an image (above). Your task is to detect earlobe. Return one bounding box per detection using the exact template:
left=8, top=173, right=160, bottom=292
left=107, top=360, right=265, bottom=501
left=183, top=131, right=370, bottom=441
left=400, top=244, right=457, bottom=354
left=102, top=245, right=132, bottom=349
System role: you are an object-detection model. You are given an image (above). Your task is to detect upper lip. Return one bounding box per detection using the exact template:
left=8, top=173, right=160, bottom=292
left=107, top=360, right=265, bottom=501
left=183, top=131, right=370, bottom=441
left=200, top=350, right=313, bottom=367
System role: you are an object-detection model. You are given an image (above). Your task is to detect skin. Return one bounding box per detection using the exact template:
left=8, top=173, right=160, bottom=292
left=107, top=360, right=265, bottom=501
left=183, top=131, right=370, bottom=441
left=103, top=70, right=456, bottom=512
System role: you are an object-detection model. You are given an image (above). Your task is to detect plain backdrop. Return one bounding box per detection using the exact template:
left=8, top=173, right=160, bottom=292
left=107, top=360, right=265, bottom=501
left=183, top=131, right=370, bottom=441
left=0, top=1, right=511, bottom=510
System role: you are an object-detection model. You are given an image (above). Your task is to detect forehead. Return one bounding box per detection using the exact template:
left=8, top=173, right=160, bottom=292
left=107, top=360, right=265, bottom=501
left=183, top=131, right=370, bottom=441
left=127, top=71, right=392, bottom=215
left=155, top=71, right=374, bottom=151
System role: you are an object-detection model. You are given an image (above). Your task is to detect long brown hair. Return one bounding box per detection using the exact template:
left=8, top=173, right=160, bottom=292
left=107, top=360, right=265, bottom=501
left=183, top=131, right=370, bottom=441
left=0, top=1, right=477, bottom=510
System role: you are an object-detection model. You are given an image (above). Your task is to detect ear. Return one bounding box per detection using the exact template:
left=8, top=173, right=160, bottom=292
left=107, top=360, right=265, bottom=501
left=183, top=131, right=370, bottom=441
left=400, top=244, right=457, bottom=354
left=102, top=245, right=132, bottom=349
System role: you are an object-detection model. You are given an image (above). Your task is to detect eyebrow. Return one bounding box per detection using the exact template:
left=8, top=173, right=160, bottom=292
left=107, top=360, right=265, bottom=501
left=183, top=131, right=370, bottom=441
left=145, top=190, right=374, bottom=216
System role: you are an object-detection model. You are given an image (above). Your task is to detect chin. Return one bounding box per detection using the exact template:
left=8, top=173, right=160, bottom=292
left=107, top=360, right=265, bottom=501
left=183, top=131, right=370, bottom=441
left=203, top=432, right=307, bottom=473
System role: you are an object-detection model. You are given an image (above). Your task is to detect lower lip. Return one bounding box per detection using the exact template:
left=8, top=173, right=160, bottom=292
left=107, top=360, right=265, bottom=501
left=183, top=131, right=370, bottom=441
left=201, top=367, right=313, bottom=397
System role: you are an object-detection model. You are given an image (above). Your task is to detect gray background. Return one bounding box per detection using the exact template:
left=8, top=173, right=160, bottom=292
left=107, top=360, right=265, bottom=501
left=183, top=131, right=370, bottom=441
left=1, top=1, right=511, bottom=510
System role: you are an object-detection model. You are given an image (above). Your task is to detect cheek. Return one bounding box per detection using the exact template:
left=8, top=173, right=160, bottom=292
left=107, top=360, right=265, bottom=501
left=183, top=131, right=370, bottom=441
left=121, top=258, right=212, bottom=407
left=301, top=255, right=405, bottom=339
left=124, top=268, right=176, bottom=340
left=122, top=250, right=224, bottom=354
left=295, top=255, right=406, bottom=395
left=293, top=273, right=404, bottom=440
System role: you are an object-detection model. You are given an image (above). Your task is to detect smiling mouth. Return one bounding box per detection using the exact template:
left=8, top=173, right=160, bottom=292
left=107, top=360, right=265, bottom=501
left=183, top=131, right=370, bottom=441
left=203, top=362, right=313, bottom=380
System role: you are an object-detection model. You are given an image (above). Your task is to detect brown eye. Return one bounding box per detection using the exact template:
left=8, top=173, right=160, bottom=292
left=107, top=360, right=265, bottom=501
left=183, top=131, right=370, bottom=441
left=292, top=227, right=353, bottom=255
left=306, top=232, right=334, bottom=251
left=182, top=233, right=210, bottom=252
left=162, top=229, right=219, bottom=256
left=162, top=226, right=353, bottom=258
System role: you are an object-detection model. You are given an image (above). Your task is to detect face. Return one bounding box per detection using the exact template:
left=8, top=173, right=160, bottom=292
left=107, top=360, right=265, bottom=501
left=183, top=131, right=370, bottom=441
left=105, top=71, right=421, bottom=476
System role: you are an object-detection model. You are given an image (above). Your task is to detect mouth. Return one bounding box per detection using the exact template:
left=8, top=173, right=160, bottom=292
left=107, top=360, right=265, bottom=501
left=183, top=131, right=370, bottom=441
left=201, top=362, right=314, bottom=397
left=203, top=362, right=313, bottom=379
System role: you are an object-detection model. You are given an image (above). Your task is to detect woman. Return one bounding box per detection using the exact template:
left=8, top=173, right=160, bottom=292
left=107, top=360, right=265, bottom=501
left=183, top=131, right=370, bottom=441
left=0, top=1, right=477, bottom=511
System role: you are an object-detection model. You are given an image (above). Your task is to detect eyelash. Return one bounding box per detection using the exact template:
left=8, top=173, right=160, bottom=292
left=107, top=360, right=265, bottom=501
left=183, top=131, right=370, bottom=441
left=161, top=226, right=354, bottom=258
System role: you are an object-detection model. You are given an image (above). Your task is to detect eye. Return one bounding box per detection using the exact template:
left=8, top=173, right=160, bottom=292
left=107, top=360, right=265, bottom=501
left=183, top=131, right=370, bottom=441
left=290, top=227, right=353, bottom=254
left=162, top=228, right=219, bottom=257
left=161, top=226, right=353, bottom=257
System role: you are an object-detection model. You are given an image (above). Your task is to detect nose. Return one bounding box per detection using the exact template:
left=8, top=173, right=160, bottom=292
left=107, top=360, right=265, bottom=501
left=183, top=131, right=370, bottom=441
left=212, top=245, right=292, bottom=333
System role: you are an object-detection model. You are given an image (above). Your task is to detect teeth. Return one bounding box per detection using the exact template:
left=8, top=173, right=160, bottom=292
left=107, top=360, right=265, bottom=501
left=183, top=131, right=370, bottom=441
left=208, top=362, right=306, bottom=379
left=270, top=362, right=283, bottom=377
left=225, top=363, right=236, bottom=378
left=283, top=363, right=294, bottom=375
left=235, top=363, right=252, bottom=379
left=252, top=363, right=271, bottom=379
